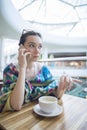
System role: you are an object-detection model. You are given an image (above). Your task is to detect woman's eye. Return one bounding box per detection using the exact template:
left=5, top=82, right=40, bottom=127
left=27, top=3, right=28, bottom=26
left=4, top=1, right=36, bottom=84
left=39, top=45, right=42, bottom=49
left=28, top=44, right=42, bottom=49
left=29, top=44, right=35, bottom=48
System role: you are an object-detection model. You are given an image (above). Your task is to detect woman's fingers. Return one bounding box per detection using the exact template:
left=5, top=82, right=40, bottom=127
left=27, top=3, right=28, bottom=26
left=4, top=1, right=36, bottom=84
left=18, top=45, right=32, bottom=68
left=64, top=76, right=72, bottom=91
left=60, top=75, right=73, bottom=91
left=24, top=51, right=32, bottom=57
left=18, top=44, right=24, bottom=51
left=59, top=73, right=83, bottom=93
left=19, top=45, right=29, bottom=54
left=60, top=76, right=69, bottom=90
left=72, top=78, right=83, bottom=84
left=19, top=47, right=32, bottom=56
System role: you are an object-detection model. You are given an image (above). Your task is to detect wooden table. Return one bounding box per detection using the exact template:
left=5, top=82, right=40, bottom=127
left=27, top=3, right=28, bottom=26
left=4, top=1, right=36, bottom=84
left=0, top=94, right=87, bottom=130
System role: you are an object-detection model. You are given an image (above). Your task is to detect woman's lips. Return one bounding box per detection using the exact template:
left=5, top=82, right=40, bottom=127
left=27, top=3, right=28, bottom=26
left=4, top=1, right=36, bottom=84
left=33, top=55, right=39, bottom=58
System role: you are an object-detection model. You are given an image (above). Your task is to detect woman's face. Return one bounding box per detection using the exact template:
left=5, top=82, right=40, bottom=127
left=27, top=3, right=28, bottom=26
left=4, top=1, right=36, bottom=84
left=24, top=35, right=42, bottom=61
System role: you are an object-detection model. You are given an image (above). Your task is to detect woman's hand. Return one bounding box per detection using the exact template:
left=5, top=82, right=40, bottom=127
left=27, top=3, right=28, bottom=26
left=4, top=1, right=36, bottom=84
left=57, top=74, right=82, bottom=99
left=18, top=45, right=32, bottom=69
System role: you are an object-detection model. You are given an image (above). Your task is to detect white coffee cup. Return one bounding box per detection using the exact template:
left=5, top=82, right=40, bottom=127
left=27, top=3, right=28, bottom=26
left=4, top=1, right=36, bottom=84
left=38, top=96, right=58, bottom=113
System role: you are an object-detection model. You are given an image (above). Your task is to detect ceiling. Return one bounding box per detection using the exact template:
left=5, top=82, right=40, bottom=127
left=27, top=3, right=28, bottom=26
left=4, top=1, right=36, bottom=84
left=11, top=0, right=87, bottom=38
left=0, top=0, right=87, bottom=48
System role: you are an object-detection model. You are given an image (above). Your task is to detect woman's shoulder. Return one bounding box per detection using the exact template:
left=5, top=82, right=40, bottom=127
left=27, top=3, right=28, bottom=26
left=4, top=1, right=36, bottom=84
left=4, top=63, right=18, bottom=73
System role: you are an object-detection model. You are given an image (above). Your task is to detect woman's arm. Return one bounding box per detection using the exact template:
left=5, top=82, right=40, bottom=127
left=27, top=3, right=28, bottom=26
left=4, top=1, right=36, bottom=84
left=10, top=46, right=31, bottom=110
left=10, top=67, right=26, bottom=110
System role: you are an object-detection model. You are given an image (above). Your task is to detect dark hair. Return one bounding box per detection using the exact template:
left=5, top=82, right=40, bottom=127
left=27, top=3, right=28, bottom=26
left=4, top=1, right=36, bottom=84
left=19, top=30, right=42, bottom=45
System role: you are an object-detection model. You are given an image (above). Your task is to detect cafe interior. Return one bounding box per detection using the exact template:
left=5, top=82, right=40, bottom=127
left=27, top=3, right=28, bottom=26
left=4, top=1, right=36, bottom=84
left=0, top=0, right=87, bottom=98
left=0, top=0, right=87, bottom=130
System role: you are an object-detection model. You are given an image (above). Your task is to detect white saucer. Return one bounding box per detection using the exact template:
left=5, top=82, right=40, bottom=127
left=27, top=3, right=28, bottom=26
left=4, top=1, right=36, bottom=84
left=33, top=104, right=63, bottom=117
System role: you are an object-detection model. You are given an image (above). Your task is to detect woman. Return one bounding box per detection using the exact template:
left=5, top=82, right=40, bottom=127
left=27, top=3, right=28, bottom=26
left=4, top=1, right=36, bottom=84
left=0, top=30, right=81, bottom=112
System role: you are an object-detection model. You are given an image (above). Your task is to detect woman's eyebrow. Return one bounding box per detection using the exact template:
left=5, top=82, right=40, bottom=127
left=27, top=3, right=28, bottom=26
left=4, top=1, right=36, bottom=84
left=28, top=42, right=35, bottom=44
left=27, top=42, right=42, bottom=45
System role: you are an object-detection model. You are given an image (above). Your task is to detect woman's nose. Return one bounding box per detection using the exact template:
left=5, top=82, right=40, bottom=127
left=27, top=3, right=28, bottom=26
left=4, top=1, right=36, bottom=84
left=35, top=47, right=40, bottom=53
